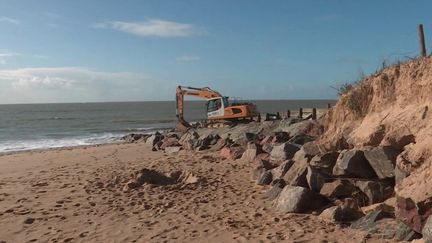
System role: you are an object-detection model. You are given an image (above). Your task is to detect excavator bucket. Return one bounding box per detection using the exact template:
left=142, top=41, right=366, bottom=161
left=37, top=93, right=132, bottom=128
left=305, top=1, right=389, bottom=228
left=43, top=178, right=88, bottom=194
left=175, top=117, right=191, bottom=133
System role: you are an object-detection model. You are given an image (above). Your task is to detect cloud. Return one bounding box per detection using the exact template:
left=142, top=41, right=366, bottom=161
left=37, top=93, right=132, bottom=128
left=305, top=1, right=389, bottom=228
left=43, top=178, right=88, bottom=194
left=93, top=19, right=203, bottom=38
left=0, top=16, right=20, bottom=24
left=0, top=51, right=49, bottom=64
left=0, top=51, right=20, bottom=64
left=0, top=67, right=179, bottom=103
left=176, top=55, right=201, bottom=62
left=0, top=67, right=144, bottom=89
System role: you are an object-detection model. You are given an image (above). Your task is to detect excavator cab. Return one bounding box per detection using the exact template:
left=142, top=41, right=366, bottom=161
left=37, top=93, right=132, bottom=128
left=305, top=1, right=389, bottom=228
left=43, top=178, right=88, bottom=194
left=206, top=97, right=229, bottom=119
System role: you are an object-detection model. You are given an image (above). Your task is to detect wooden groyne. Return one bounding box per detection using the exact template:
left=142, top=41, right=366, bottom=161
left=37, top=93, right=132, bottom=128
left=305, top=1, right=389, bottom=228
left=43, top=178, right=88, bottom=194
left=261, top=105, right=331, bottom=121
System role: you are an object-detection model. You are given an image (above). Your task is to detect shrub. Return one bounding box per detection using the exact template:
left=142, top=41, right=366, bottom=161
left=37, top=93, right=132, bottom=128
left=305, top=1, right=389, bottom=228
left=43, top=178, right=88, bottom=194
left=332, top=83, right=354, bottom=97
left=347, top=92, right=363, bottom=117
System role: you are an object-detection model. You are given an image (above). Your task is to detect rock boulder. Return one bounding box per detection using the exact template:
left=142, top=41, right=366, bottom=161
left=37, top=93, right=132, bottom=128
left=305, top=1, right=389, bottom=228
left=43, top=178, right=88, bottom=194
left=210, top=138, right=228, bottom=151
left=245, top=132, right=259, bottom=142
left=274, top=185, right=329, bottom=213
left=270, top=142, right=300, bottom=162
left=355, top=180, right=394, bottom=205
left=146, top=132, right=164, bottom=147
left=240, top=142, right=263, bottom=162
left=251, top=159, right=272, bottom=181
left=288, top=134, right=315, bottom=146
left=306, top=166, right=327, bottom=192
left=363, top=146, right=398, bottom=179
left=220, top=146, right=245, bottom=160
left=179, top=130, right=199, bottom=145
left=422, top=216, right=432, bottom=242
left=271, top=160, right=294, bottom=179
left=271, top=131, right=290, bottom=144
left=350, top=210, right=392, bottom=230
left=257, top=171, right=273, bottom=185
left=332, top=149, right=377, bottom=179
left=319, top=205, right=364, bottom=223
left=396, top=196, right=432, bottom=233
left=265, top=179, right=286, bottom=200
left=319, top=180, right=358, bottom=199
left=122, top=133, right=150, bottom=143
left=160, top=137, right=180, bottom=150
left=282, top=150, right=309, bottom=187
left=309, top=151, right=339, bottom=174
left=165, top=146, right=181, bottom=155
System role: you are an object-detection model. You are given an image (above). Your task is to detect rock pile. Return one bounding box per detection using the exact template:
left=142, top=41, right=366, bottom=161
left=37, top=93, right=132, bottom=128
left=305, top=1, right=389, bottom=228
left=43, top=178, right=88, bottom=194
left=122, top=131, right=184, bottom=154
left=255, top=131, right=421, bottom=241
left=197, top=120, right=417, bottom=240
left=122, top=115, right=419, bottom=241
left=121, top=133, right=151, bottom=143
left=122, top=168, right=204, bottom=192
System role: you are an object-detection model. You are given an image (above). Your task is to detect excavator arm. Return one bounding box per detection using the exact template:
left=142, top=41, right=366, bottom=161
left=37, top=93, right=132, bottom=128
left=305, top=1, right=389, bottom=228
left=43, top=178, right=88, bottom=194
left=176, top=86, right=222, bottom=126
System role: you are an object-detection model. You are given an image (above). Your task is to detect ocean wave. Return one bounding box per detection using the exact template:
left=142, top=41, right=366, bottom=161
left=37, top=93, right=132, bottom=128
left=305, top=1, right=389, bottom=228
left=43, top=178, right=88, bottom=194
left=18, top=117, right=79, bottom=122
left=111, top=119, right=175, bottom=124
left=103, top=126, right=166, bottom=134
left=0, top=133, right=124, bottom=153
left=126, top=125, right=173, bottom=132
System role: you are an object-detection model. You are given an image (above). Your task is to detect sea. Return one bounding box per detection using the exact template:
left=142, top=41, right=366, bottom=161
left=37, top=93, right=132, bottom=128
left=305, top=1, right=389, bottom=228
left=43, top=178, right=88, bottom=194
left=0, top=100, right=336, bottom=153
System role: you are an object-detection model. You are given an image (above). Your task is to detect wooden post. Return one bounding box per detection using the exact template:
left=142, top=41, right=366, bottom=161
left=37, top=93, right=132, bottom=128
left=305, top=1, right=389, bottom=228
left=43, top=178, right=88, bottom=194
left=418, top=24, right=427, bottom=57
left=312, top=108, right=317, bottom=120
left=286, top=110, right=291, bottom=118
left=298, top=108, right=303, bottom=119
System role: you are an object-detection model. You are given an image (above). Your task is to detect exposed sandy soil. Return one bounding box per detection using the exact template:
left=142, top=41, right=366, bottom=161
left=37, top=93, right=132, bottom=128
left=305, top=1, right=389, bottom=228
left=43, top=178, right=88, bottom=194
left=316, top=57, right=432, bottom=204
left=0, top=143, right=393, bottom=243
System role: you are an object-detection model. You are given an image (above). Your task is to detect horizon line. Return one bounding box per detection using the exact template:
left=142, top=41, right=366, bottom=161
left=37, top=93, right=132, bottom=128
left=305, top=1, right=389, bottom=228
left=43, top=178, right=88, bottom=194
left=0, top=98, right=338, bottom=106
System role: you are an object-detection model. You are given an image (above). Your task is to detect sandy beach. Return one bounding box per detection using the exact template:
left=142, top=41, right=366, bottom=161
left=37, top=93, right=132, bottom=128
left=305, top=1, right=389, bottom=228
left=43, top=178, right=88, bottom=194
left=0, top=142, right=392, bottom=243
left=4, top=1, right=432, bottom=242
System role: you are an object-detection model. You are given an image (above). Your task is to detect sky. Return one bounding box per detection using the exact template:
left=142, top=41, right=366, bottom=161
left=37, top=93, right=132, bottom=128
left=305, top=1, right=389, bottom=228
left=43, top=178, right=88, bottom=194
left=0, top=0, right=431, bottom=104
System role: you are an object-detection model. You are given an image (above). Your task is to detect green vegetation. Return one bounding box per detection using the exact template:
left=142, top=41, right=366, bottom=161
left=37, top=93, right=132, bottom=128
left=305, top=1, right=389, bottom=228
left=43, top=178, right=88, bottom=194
left=347, top=89, right=364, bottom=117
left=332, top=83, right=354, bottom=97
left=331, top=55, right=419, bottom=117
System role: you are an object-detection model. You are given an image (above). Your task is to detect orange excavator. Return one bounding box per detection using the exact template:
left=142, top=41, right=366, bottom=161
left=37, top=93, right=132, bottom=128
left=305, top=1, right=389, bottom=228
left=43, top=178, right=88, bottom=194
left=176, top=86, right=259, bottom=128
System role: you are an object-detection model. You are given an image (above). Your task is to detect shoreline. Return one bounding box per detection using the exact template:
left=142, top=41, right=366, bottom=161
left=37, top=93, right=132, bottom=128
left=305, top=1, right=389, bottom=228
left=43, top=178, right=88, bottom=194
left=0, top=108, right=328, bottom=156
left=0, top=141, right=124, bottom=157
left=0, top=128, right=171, bottom=156
left=0, top=105, right=330, bottom=156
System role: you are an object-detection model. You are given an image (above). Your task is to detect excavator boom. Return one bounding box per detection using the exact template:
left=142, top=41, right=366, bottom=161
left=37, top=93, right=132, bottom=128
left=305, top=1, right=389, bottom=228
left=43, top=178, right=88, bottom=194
left=176, top=86, right=222, bottom=122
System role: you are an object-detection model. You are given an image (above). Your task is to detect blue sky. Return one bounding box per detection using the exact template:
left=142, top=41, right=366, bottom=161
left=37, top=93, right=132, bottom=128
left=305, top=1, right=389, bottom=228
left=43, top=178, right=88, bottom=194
left=0, top=0, right=430, bottom=104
